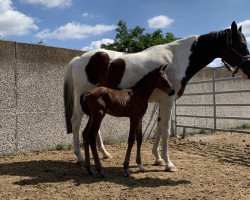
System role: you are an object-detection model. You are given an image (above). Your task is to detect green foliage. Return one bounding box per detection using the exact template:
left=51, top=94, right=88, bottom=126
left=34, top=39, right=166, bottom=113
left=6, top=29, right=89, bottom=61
left=55, top=143, right=72, bottom=151
left=101, top=20, right=179, bottom=53
left=234, top=123, right=250, bottom=130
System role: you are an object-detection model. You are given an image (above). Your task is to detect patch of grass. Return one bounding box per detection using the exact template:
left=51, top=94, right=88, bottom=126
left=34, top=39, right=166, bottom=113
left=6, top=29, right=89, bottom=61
left=103, top=135, right=127, bottom=145
left=34, top=149, right=47, bottom=155
left=55, top=143, right=72, bottom=151
left=0, top=152, right=17, bottom=159
left=233, top=123, right=250, bottom=130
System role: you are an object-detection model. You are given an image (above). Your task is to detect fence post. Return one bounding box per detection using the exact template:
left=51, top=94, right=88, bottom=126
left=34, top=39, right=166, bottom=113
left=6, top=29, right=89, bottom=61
left=212, top=68, right=217, bottom=131
left=174, top=100, right=177, bottom=136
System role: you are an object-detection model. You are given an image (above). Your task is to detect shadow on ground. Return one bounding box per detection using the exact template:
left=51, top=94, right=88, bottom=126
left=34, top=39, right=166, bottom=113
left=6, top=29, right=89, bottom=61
left=0, top=160, right=190, bottom=187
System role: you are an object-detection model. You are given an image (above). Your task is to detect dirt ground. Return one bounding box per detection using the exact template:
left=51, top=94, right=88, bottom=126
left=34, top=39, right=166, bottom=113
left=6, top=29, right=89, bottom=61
left=0, top=132, right=249, bottom=200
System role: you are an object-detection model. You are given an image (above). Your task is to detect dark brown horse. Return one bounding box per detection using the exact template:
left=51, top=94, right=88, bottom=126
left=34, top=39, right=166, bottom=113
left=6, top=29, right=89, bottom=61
left=80, top=65, right=175, bottom=177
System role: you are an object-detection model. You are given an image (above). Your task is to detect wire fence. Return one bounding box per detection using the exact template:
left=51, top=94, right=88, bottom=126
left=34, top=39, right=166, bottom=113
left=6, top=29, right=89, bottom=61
left=173, top=67, right=250, bottom=136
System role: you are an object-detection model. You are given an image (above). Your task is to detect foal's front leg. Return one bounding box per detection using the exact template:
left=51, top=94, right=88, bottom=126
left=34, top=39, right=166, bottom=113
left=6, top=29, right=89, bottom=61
left=123, top=118, right=138, bottom=177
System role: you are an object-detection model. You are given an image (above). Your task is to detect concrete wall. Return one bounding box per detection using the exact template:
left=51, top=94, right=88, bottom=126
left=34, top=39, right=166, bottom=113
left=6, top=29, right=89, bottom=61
left=0, top=41, right=158, bottom=155
left=0, top=40, right=249, bottom=155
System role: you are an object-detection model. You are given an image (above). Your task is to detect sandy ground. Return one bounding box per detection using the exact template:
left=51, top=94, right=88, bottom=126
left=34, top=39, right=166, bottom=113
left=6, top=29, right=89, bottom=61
left=0, top=131, right=249, bottom=200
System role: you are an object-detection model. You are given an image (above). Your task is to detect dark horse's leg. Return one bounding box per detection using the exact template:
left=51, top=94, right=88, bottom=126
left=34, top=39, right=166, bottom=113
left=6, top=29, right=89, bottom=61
left=88, top=112, right=105, bottom=178
left=123, top=118, right=139, bottom=177
left=82, top=120, right=93, bottom=175
left=136, top=119, right=145, bottom=172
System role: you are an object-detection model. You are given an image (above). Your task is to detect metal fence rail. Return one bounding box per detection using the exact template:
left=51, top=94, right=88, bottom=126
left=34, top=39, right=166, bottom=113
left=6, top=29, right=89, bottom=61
left=174, top=67, right=250, bottom=136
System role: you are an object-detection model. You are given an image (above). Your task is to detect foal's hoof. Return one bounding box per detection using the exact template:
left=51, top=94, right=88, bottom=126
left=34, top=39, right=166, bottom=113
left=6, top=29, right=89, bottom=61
left=96, top=168, right=106, bottom=178
left=85, top=166, right=94, bottom=175
left=165, top=165, right=177, bottom=172
left=124, top=169, right=131, bottom=177
left=76, top=161, right=85, bottom=169
left=154, top=159, right=165, bottom=166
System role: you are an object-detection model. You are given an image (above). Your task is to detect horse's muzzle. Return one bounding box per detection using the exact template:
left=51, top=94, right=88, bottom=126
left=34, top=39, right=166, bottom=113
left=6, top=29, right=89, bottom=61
left=168, top=89, right=175, bottom=96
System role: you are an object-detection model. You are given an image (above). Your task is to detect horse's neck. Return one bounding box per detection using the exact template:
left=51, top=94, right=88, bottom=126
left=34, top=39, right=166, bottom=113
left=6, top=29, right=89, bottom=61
left=176, top=30, right=230, bottom=96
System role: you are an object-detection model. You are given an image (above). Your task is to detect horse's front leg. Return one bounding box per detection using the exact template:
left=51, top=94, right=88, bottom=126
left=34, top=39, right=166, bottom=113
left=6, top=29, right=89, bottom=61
left=152, top=114, right=165, bottom=166
left=158, top=99, right=177, bottom=172
left=136, top=119, right=145, bottom=172
left=72, top=102, right=84, bottom=166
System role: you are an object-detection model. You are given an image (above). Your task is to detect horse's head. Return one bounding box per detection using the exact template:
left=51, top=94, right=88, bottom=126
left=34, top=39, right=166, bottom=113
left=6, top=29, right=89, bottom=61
left=222, top=21, right=250, bottom=79
left=155, top=65, right=175, bottom=96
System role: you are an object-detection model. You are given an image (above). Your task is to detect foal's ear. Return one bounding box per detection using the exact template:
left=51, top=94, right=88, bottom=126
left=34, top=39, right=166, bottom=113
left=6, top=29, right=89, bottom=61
left=161, top=64, right=168, bottom=71
left=231, top=21, right=238, bottom=33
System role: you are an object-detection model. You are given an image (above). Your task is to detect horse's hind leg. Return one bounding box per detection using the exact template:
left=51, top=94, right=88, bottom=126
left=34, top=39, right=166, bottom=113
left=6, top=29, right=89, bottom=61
left=96, top=131, right=111, bottom=159
left=72, top=102, right=84, bottom=165
left=136, top=119, right=145, bottom=172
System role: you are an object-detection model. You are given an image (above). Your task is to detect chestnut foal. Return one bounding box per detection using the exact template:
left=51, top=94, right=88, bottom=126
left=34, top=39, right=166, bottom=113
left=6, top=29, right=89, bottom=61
left=80, top=65, right=175, bottom=177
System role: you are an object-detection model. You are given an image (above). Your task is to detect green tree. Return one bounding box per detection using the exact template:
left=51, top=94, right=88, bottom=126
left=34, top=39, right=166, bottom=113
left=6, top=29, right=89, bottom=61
left=101, top=20, right=179, bottom=53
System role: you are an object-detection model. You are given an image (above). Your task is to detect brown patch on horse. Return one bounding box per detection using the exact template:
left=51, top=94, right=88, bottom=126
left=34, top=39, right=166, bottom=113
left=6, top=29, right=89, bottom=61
left=107, top=58, right=126, bottom=88
left=85, top=52, right=110, bottom=85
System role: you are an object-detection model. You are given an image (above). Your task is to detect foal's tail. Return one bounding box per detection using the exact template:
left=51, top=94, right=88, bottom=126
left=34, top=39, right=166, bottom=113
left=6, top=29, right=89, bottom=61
left=80, top=92, right=90, bottom=116
left=63, top=57, right=78, bottom=134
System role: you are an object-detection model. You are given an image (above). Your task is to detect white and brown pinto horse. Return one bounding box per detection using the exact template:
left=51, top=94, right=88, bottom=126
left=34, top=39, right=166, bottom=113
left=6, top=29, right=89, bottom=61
left=64, top=21, right=250, bottom=172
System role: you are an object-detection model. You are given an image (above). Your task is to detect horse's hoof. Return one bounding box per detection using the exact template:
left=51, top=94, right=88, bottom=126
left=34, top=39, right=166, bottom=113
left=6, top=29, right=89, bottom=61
left=165, top=165, right=177, bottom=172
left=154, top=159, right=165, bottom=166
left=103, top=153, right=112, bottom=159
left=138, top=165, right=145, bottom=172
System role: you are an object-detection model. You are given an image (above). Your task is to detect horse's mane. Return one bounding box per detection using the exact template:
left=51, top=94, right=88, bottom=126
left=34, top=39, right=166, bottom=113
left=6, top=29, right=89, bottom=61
left=192, top=29, right=232, bottom=51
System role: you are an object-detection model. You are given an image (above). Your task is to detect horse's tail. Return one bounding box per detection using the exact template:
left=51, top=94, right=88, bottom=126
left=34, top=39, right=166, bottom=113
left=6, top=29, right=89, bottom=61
left=80, top=92, right=90, bottom=116
left=63, top=57, right=79, bottom=134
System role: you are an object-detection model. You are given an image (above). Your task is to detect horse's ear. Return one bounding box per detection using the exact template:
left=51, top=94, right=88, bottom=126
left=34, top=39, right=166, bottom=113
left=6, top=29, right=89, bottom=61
left=231, top=21, right=237, bottom=33
left=238, top=25, right=242, bottom=32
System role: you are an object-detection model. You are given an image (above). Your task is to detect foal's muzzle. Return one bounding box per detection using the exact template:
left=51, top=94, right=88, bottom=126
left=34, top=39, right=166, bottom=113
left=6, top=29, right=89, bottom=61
left=168, top=89, right=175, bottom=96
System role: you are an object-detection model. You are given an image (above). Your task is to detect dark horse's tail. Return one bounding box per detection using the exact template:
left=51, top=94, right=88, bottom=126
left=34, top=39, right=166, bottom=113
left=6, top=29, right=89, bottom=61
left=80, top=92, right=91, bottom=116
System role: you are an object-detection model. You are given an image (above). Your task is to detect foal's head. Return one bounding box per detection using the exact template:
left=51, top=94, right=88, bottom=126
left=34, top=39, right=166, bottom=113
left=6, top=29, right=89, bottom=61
left=153, top=65, right=175, bottom=96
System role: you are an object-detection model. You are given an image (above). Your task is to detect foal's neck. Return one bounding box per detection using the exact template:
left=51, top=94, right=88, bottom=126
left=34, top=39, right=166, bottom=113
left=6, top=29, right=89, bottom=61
left=132, top=73, right=158, bottom=101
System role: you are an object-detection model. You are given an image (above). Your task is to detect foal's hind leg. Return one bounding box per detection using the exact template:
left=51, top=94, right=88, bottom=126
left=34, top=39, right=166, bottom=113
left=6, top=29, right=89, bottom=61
left=89, top=114, right=105, bottom=178
left=82, top=121, right=93, bottom=175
